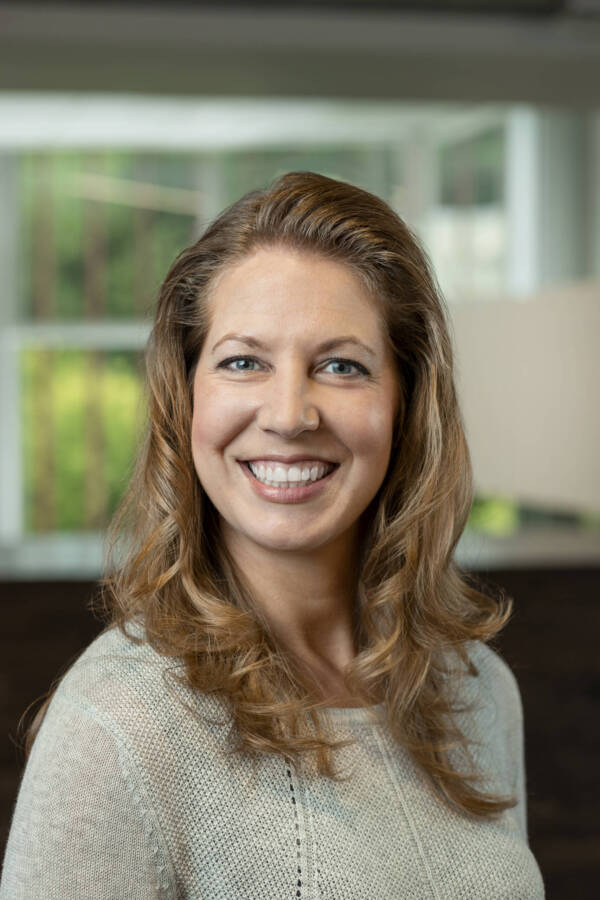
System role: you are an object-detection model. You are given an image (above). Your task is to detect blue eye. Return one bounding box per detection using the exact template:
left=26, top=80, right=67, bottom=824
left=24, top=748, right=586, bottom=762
left=323, top=358, right=369, bottom=376
left=218, top=356, right=261, bottom=372
left=216, top=355, right=369, bottom=376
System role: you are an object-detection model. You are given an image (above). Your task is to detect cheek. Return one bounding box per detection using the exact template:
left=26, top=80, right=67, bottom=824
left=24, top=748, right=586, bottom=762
left=340, top=394, right=396, bottom=461
left=191, top=394, right=217, bottom=451
left=191, top=382, right=249, bottom=453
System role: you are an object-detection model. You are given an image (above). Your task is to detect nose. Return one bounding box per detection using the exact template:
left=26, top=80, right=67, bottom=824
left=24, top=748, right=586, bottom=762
left=255, top=362, right=320, bottom=437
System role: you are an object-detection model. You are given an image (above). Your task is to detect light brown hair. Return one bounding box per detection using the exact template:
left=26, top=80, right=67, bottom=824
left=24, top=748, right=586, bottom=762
left=25, top=171, right=514, bottom=819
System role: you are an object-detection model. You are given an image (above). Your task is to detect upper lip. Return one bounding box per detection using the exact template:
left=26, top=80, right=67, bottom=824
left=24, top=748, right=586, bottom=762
left=240, top=455, right=337, bottom=464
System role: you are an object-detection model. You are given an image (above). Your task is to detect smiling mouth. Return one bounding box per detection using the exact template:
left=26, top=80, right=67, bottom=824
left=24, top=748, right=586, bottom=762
left=242, top=460, right=338, bottom=488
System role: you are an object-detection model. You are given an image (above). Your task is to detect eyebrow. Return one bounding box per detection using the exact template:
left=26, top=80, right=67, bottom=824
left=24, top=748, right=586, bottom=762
left=211, top=333, right=378, bottom=362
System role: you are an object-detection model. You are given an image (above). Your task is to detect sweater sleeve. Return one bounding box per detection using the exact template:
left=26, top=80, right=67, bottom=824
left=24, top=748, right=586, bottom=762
left=505, top=661, right=529, bottom=845
left=0, top=693, right=174, bottom=900
left=468, top=642, right=531, bottom=845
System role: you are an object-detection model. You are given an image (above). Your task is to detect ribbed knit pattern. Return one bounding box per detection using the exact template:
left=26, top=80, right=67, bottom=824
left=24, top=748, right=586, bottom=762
left=0, top=621, right=545, bottom=898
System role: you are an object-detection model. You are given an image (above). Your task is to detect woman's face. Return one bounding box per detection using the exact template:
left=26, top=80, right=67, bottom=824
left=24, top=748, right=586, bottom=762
left=191, top=246, right=401, bottom=554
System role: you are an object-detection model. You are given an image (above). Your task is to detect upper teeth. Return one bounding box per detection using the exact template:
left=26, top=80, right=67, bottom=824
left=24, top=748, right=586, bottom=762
left=248, top=461, right=334, bottom=486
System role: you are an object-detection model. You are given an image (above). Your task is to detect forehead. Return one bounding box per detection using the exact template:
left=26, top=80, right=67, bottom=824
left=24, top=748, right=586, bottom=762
left=206, top=246, right=385, bottom=338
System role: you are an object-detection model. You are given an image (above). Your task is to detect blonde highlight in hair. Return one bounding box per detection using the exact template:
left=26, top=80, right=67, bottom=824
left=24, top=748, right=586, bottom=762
left=24, top=171, right=514, bottom=819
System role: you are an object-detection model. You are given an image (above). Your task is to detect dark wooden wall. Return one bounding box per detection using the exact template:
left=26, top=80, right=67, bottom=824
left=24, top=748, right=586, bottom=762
left=1, top=569, right=599, bottom=898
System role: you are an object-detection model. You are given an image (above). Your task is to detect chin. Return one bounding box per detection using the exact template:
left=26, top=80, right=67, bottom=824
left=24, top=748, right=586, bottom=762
left=248, top=529, right=329, bottom=553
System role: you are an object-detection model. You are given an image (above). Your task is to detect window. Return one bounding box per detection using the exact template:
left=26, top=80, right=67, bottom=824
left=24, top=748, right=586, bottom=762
left=1, top=95, right=596, bottom=575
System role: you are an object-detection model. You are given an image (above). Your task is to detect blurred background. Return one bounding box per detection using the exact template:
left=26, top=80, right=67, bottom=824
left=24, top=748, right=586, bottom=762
left=0, top=1, right=599, bottom=895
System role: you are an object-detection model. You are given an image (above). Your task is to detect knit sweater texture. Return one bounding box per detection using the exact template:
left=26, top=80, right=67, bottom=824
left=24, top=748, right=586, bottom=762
left=0, top=620, right=545, bottom=899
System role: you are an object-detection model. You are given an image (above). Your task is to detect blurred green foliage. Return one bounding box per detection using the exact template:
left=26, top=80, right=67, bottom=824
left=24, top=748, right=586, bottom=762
left=20, top=151, right=193, bottom=320
left=22, top=349, right=145, bottom=531
left=466, top=496, right=519, bottom=536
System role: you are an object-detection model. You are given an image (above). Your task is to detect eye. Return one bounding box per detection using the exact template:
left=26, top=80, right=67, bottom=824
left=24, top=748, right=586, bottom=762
left=321, top=358, right=370, bottom=377
left=217, top=356, right=262, bottom=373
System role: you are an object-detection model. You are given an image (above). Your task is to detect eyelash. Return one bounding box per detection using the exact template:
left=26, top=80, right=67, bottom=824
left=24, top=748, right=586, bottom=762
left=217, top=355, right=370, bottom=377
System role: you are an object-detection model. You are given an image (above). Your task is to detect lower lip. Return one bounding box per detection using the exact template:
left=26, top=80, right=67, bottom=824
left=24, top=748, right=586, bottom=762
left=237, top=461, right=339, bottom=504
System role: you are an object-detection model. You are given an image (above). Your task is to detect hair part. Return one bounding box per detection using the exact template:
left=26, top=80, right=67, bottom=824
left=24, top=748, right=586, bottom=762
left=22, top=171, right=514, bottom=820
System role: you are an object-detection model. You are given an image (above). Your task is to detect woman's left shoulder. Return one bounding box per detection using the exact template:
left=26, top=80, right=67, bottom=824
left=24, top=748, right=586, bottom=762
left=459, top=639, right=524, bottom=729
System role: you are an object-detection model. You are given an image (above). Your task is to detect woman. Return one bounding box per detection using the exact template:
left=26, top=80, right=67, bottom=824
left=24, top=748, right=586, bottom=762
left=1, top=171, right=545, bottom=898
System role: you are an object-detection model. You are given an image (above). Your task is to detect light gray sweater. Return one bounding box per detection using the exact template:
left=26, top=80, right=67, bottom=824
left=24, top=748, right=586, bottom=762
left=0, top=621, right=544, bottom=898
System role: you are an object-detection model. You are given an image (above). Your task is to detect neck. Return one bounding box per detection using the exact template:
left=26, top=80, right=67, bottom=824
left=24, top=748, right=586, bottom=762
left=220, top=521, right=361, bottom=671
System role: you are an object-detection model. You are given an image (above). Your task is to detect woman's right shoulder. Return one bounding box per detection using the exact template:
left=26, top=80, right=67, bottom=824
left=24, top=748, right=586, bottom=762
left=45, top=619, right=231, bottom=753
left=54, top=618, right=167, bottom=708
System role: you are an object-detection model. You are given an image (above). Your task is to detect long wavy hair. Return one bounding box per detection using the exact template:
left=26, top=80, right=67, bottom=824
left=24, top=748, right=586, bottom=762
left=24, top=170, right=514, bottom=819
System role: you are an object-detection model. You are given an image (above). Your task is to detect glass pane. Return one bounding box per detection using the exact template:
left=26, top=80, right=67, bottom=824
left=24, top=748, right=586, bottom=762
left=439, top=126, right=505, bottom=207
left=19, top=151, right=197, bottom=321
left=21, top=348, right=145, bottom=533
left=427, top=127, right=507, bottom=302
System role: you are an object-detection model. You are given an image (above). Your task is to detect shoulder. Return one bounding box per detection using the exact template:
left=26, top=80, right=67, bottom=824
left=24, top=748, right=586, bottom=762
left=54, top=619, right=167, bottom=713
left=56, top=618, right=170, bottom=700
left=447, top=640, right=525, bottom=776
left=463, top=640, right=524, bottom=724
left=48, top=619, right=231, bottom=758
